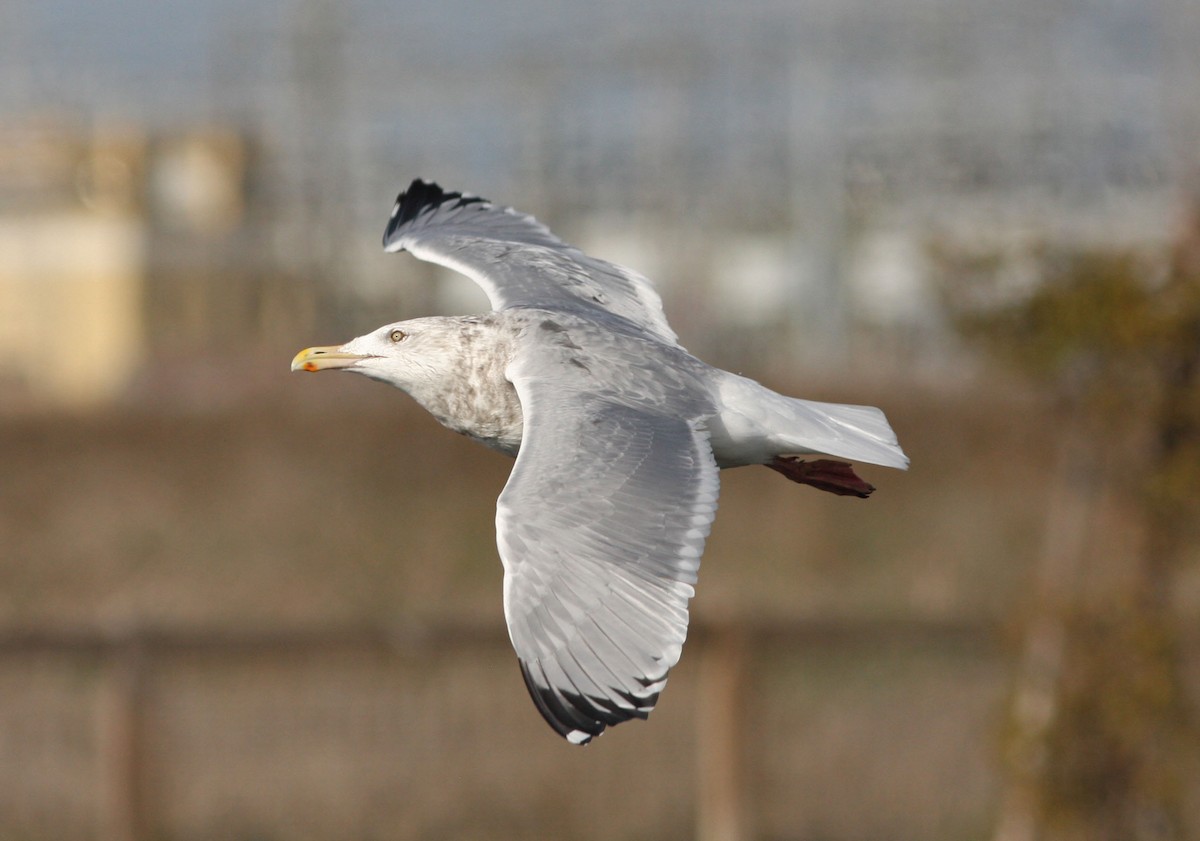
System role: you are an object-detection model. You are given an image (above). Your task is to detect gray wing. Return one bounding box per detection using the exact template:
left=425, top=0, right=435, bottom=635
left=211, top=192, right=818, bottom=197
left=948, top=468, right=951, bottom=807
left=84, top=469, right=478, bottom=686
left=381, top=179, right=679, bottom=344
left=498, top=344, right=719, bottom=744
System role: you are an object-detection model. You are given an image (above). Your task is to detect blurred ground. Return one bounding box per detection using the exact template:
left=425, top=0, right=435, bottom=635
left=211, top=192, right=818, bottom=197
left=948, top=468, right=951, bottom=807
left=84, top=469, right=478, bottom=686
left=1, top=371, right=1048, bottom=840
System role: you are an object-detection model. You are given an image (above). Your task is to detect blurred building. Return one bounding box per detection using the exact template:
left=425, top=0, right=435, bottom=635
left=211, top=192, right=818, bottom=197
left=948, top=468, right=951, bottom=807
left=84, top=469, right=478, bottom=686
left=0, top=119, right=277, bottom=409
left=0, top=122, right=146, bottom=408
left=1, top=0, right=1197, bottom=397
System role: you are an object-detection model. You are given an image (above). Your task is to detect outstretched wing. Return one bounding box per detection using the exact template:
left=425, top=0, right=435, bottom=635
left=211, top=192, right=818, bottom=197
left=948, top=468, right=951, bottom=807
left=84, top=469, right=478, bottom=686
left=497, top=332, right=719, bottom=743
left=382, top=179, right=679, bottom=344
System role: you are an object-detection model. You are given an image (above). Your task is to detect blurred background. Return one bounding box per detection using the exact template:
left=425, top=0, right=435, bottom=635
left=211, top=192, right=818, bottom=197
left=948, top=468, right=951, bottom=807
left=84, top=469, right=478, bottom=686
left=2, top=0, right=1200, bottom=839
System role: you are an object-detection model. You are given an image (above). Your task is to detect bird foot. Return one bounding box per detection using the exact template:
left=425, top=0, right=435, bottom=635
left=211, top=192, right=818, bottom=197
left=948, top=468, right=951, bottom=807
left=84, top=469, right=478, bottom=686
left=767, top=457, right=875, bottom=498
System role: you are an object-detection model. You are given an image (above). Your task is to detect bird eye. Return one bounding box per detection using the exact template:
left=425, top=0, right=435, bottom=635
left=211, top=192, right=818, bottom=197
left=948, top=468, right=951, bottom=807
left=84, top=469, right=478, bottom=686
left=389, top=329, right=406, bottom=343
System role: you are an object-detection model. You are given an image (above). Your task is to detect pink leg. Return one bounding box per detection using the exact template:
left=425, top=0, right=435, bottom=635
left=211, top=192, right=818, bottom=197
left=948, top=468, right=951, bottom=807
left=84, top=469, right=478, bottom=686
left=766, top=457, right=875, bottom=498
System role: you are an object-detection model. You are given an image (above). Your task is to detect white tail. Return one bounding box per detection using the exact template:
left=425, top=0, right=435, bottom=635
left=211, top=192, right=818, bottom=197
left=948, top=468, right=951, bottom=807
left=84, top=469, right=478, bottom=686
left=779, top=397, right=910, bottom=469
left=711, top=372, right=909, bottom=470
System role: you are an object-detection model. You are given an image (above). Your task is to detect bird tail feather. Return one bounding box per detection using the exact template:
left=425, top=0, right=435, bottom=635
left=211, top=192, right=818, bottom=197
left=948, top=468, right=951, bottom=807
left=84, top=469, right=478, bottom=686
left=776, top=396, right=909, bottom=469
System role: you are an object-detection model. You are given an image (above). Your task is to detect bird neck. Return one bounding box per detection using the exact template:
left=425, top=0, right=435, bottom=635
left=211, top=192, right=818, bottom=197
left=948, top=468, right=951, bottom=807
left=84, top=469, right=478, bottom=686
left=405, top=317, right=524, bottom=453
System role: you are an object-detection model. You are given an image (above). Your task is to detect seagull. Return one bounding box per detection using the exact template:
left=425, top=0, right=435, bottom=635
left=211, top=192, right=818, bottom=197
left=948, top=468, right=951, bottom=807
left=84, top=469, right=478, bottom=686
left=292, top=180, right=908, bottom=744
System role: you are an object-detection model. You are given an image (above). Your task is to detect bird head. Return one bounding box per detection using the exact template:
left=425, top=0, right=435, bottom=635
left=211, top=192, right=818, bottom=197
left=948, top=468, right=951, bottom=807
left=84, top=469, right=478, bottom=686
left=291, top=318, right=448, bottom=391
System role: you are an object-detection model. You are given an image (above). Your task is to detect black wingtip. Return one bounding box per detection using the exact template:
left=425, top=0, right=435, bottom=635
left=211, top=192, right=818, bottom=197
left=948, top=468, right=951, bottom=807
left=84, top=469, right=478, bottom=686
left=519, top=660, right=606, bottom=745
left=382, top=179, right=489, bottom=248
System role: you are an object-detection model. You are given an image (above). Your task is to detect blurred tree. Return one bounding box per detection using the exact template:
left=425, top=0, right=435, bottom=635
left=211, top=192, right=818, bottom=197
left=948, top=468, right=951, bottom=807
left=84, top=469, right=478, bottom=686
left=937, top=201, right=1200, bottom=841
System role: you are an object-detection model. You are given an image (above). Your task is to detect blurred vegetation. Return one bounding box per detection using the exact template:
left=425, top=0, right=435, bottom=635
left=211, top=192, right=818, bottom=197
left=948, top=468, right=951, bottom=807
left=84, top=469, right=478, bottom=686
left=936, top=203, right=1200, bottom=841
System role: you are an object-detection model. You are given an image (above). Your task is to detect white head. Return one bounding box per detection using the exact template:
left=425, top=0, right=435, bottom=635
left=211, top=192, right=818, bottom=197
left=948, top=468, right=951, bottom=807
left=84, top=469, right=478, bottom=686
left=291, top=317, right=461, bottom=392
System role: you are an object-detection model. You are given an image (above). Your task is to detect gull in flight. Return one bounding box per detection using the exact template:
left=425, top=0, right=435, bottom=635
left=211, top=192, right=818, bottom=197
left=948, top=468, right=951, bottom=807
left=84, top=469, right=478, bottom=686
left=292, top=180, right=908, bottom=744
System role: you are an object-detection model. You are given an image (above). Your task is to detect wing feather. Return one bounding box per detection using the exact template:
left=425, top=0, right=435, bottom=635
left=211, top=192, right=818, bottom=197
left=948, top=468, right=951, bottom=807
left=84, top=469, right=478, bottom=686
left=382, top=179, right=679, bottom=344
left=496, top=341, right=719, bottom=743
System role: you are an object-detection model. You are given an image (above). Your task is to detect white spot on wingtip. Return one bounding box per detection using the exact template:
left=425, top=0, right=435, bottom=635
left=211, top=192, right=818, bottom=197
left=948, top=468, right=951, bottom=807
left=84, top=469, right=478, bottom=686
left=567, top=730, right=592, bottom=745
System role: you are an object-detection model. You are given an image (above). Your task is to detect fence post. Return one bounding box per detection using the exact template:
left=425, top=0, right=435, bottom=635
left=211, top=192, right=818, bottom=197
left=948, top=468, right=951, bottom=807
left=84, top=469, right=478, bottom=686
left=96, top=635, right=145, bottom=841
left=696, top=626, right=748, bottom=841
